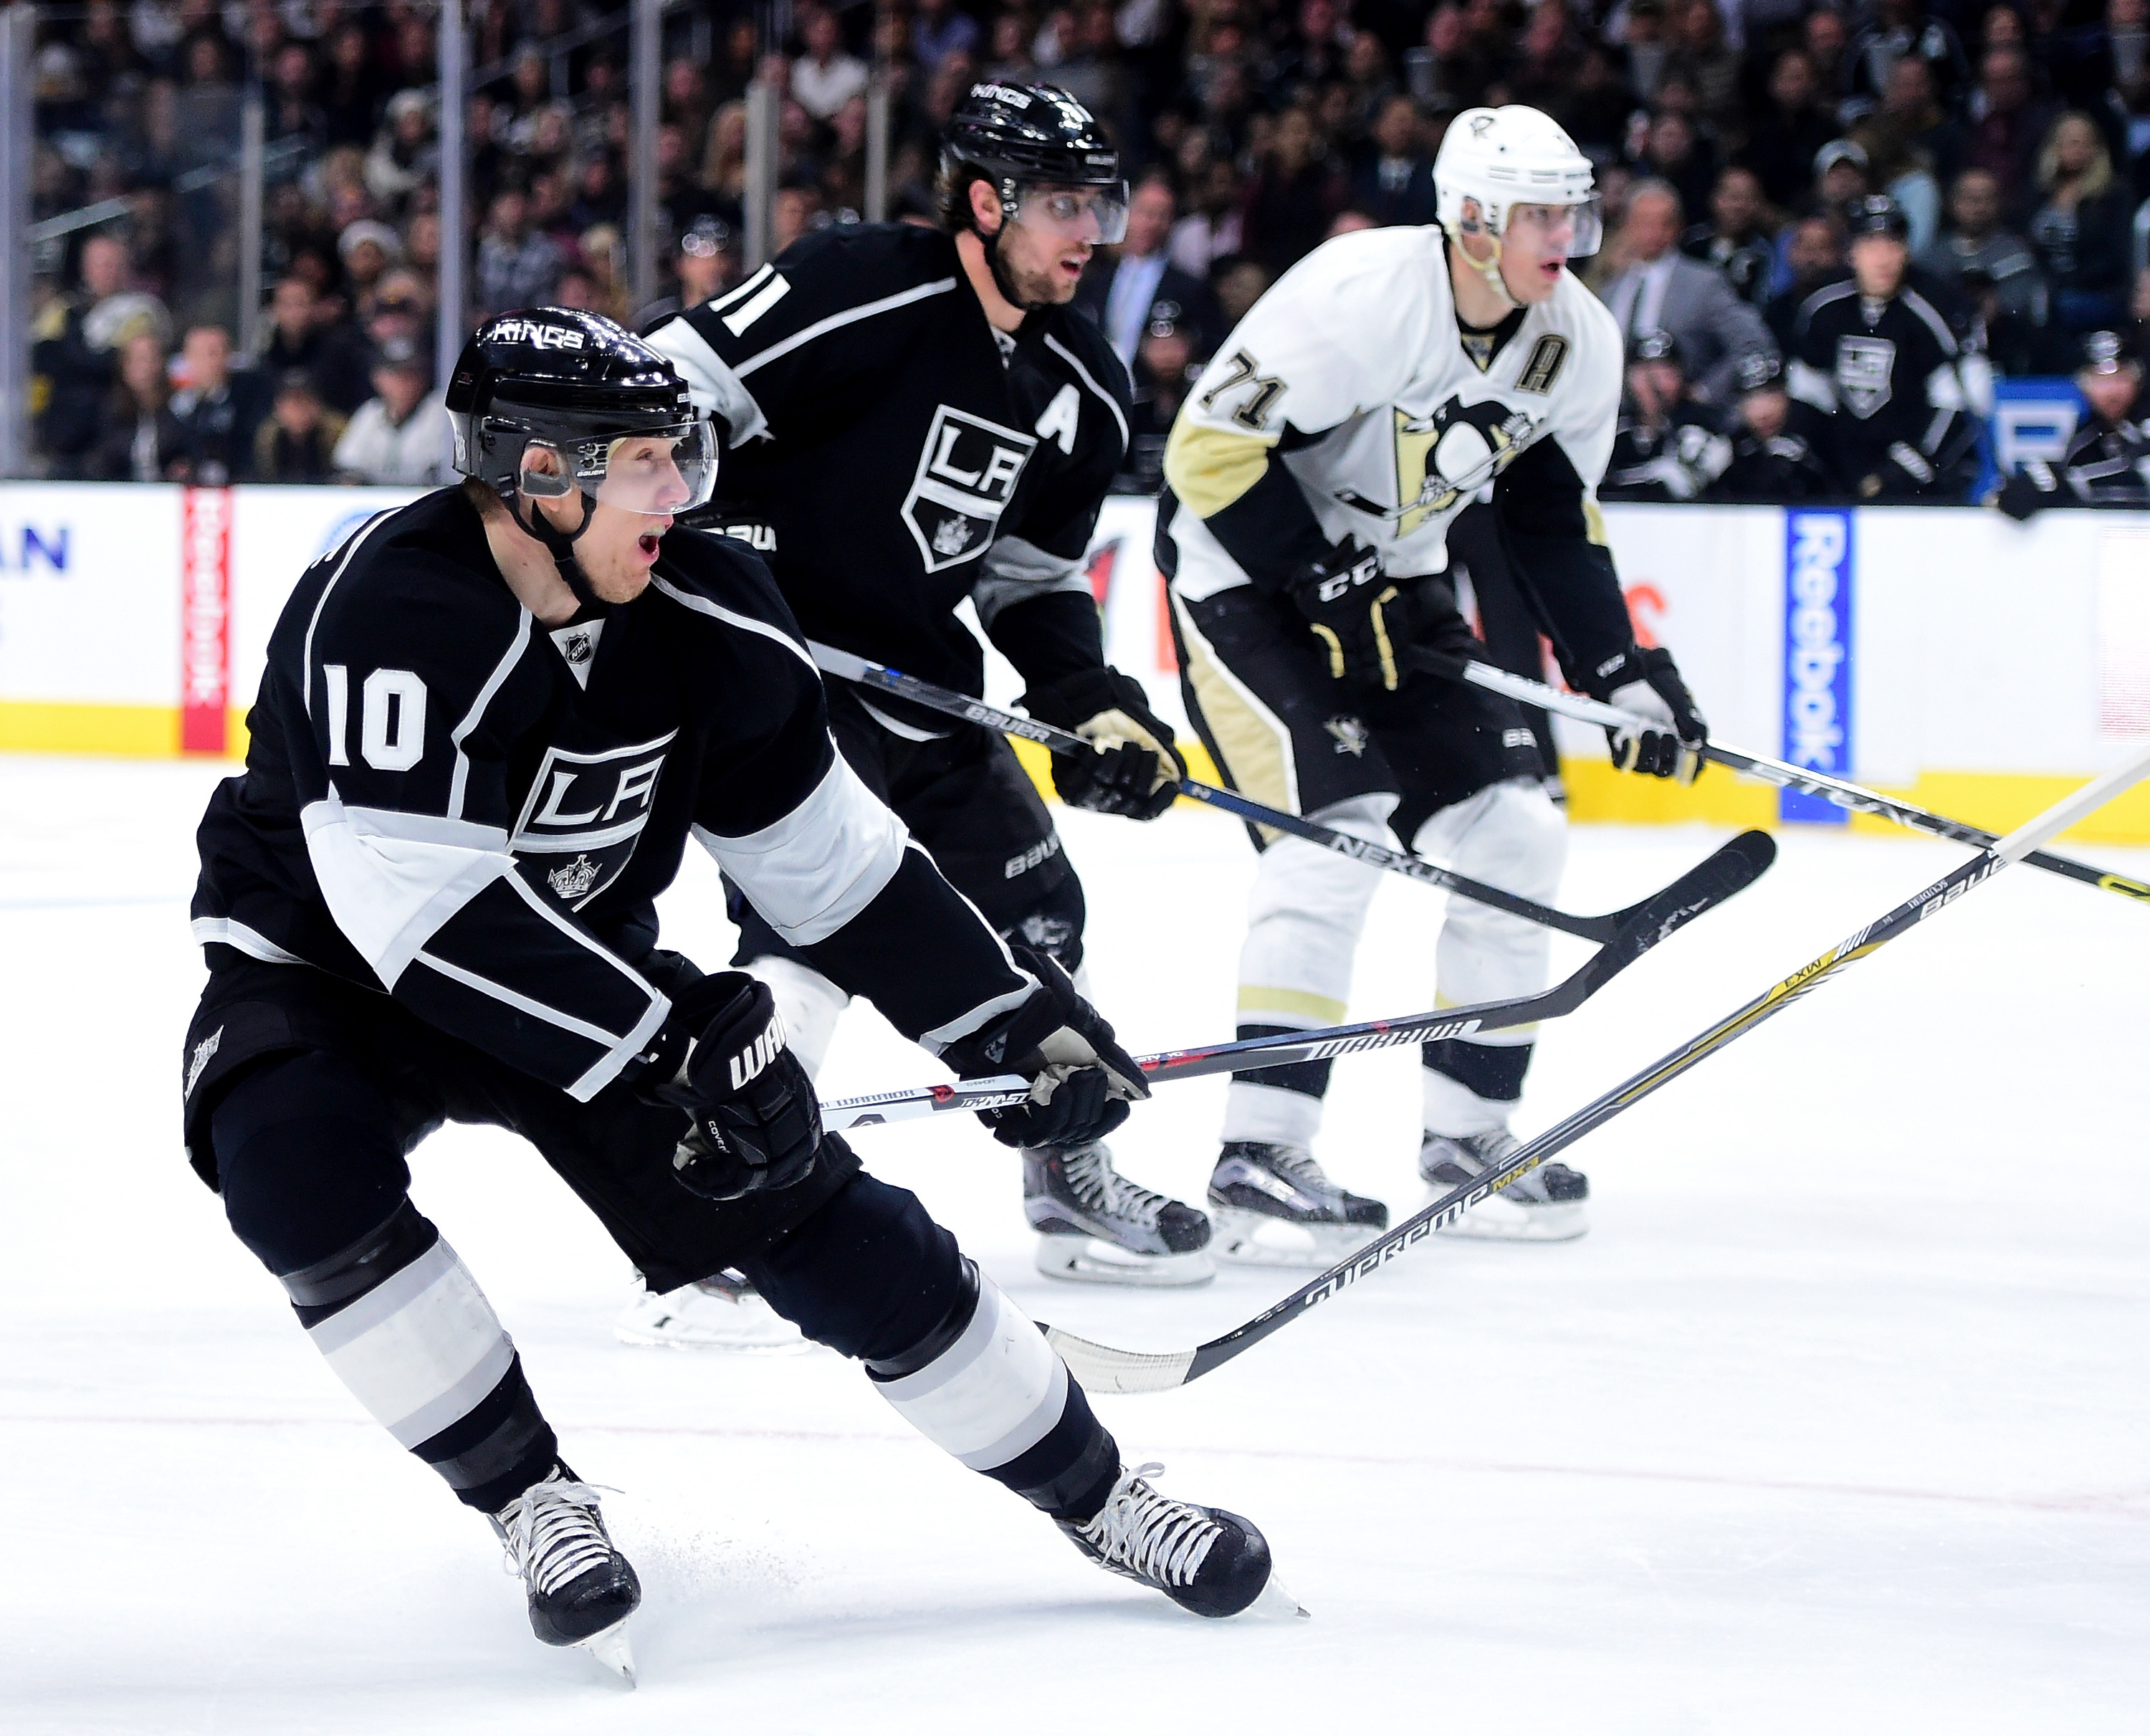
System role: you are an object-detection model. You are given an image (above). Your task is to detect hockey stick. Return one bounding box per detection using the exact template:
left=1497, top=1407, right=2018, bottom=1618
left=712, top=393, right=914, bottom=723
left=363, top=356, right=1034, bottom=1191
left=1041, top=746, right=2150, bottom=1396
left=811, top=641, right=1666, bottom=944
left=819, top=829, right=1773, bottom=1131
left=1408, top=647, right=2150, bottom=907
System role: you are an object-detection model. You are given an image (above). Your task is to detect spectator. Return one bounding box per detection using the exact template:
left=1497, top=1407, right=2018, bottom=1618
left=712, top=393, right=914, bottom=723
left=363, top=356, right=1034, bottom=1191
left=1600, top=330, right=1734, bottom=500
left=912, top=0, right=982, bottom=73
left=253, top=370, right=348, bottom=483
left=1995, top=329, right=2150, bottom=515
left=333, top=338, right=452, bottom=485
left=1787, top=195, right=1976, bottom=500
left=1078, top=174, right=1223, bottom=371
left=1846, top=0, right=1972, bottom=119
left=364, top=90, right=439, bottom=214
left=1919, top=168, right=2050, bottom=333
left=1635, top=105, right=1719, bottom=220
left=1169, top=157, right=1247, bottom=277
left=257, top=274, right=371, bottom=415
left=1804, top=7, right=1852, bottom=95
left=167, top=324, right=264, bottom=486
left=338, top=219, right=401, bottom=303
left=1740, top=49, right=1837, bottom=208
left=1681, top=167, right=1774, bottom=307
left=1118, top=306, right=1200, bottom=494
left=91, top=330, right=181, bottom=482
left=1213, top=256, right=1273, bottom=329
left=1964, top=47, right=2059, bottom=209
left=1873, top=54, right=1964, bottom=187
left=771, top=183, right=826, bottom=256
left=1597, top=179, right=1777, bottom=408
left=1815, top=138, right=1876, bottom=209
left=1766, top=217, right=1848, bottom=348
left=1353, top=94, right=1438, bottom=226
left=2026, top=113, right=2134, bottom=334
left=1242, top=107, right=1346, bottom=273
left=634, top=215, right=738, bottom=330
left=32, top=230, right=170, bottom=476
left=793, top=6, right=869, bottom=123
left=1711, top=350, right=1833, bottom=500
left=474, top=189, right=563, bottom=318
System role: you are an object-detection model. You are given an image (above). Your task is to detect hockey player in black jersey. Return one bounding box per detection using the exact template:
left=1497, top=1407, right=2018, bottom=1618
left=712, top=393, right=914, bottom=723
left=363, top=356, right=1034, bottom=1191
left=641, top=83, right=1214, bottom=1296
left=1787, top=196, right=1982, bottom=501
left=1995, top=329, right=2150, bottom=518
left=1598, top=330, right=1735, bottom=502
left=1709, top=349, right=1833, bottom=502
left=181, top=311, right=1289, bottom=1680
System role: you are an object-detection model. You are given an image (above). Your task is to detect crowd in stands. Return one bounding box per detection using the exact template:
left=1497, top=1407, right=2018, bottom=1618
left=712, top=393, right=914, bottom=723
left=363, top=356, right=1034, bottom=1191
left=19, top=0, right=2150, bottom=502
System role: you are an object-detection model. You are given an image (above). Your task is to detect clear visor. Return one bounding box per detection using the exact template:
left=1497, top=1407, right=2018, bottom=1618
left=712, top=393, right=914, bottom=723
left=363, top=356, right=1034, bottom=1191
left=1505, top=196, right=1604, bottom=259
left=1011, top=181, right=1130, bottom=245
left=518, top=421, right=719, bottom=516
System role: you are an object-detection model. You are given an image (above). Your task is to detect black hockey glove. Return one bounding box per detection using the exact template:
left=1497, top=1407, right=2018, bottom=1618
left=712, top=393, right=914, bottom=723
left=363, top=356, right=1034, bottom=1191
left=1021, top=667, right=1187, bottom=821
left=1585, top=645, right=1709, bottom=783
left=1284, top=538, right=1408, bottom=692
left=939, top=945, right=1150, bottom=1149
left=636, top=972, right=822, bottom=1201
left=1994, top=462, right=2058, bottom=523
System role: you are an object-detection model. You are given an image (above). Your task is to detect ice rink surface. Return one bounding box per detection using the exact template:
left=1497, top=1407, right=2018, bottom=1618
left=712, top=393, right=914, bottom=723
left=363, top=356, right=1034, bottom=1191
left=4, top=755, right=2149, bottom=1735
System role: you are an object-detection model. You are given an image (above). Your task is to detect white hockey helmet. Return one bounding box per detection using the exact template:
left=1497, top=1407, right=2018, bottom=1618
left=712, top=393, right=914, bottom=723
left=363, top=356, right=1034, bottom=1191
left=1434, top=105, right=1602, bottom=259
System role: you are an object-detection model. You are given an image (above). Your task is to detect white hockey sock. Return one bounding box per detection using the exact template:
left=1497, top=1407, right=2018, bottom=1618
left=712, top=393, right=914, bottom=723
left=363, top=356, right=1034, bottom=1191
left=869, top=1272, right=1069, bottom=1473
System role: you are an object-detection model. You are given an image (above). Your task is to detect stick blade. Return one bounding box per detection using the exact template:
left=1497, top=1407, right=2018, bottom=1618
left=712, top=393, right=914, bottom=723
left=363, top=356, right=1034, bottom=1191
left=1611, top=828, right=1775, bottom=956
left=1043, top=1326, right=1196, bottom=1394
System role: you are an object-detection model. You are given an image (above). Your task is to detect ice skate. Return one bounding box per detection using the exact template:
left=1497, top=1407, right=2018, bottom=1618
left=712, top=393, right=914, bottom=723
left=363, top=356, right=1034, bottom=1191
left=613, top=1269, right=811, bottom=1353
left=1059, top=1461, right=1306, bottom=1619
left=1024, top=1142, right=1214, bottom=1286
left=1418, top=1129, right=1588, bottom=1241
left=1207, top=1141, right=1388, bottom=1268
left=492, top=1466, right=641, bottom=1684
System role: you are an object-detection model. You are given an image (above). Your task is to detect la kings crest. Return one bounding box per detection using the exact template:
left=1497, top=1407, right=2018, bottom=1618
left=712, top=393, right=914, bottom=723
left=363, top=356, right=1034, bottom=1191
left=1835, top=336, right=1895, bottom=418
left=903, top=406, right=1038, bottom=571
left=510, top=731, right=677, bottom=910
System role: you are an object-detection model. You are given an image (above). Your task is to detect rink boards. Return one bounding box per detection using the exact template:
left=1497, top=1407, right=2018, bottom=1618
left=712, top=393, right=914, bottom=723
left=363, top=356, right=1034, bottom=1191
left=2, top=481, right=2147, bottom=844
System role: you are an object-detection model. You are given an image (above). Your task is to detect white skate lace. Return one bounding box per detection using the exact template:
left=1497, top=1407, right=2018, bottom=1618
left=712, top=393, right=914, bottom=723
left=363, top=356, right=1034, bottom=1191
left=1267, top=1146, right=1340, bottom=1196
left=1079, top=1464, right=1221, bottom=1588
left=495, top=1476, right=617, bottom=1597
left=1063, top=1143, right=1170, bottom=1229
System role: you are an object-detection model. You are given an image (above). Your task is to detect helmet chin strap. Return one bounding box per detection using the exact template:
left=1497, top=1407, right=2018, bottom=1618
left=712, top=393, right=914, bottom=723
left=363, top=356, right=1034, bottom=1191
left=510, top=488, right=609, bottom=614
left=982, top=192, right=1046, bottom=313
left=1448, top=216, right=1522, bottom=313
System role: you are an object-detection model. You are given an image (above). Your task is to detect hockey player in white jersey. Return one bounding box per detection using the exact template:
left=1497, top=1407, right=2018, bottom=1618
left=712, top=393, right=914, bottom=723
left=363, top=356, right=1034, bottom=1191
left=1159, top=106, right=1709, bottom=1259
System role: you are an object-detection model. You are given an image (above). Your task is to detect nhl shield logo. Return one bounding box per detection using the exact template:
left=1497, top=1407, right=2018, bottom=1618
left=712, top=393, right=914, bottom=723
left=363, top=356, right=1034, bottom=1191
left=902, top=405, right=1038, bottom=573
left=1835, top=336, right=1896, bottom=419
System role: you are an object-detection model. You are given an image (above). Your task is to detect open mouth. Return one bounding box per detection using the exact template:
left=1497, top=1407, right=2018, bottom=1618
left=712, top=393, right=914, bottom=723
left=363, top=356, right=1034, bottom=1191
left=636, top=532, right=662, bottom=560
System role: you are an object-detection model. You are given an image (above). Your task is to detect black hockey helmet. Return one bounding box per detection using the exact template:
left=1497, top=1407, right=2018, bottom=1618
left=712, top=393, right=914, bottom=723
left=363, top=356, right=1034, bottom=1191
left=1630, top=328, right=1684, bottom=368
left=940, top=82, right=1128, bottom=244
left=1734, top=348, right=1784, bottom=394
left=2079, top=328, right=2139, bottom=376
left=446, top=307, right=717, bottom=517
left=1845, top=194, right=1910, bottom=242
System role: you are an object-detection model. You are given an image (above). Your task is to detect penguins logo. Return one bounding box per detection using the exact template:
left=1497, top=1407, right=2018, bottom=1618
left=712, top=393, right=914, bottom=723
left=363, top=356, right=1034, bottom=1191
left=1337, top=397, right=1538, bottom=536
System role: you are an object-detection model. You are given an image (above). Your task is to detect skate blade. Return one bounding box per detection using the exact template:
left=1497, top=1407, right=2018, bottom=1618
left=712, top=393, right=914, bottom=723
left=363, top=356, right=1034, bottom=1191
left=613, top=1300, right=813, bottom=1354
left=1033, top=1236, right=1215, bottom=1288
left=578, top=1618, right=636, bottom=1687
left=1210, top=1206, right=1383, bottom=1270
left=1245, top=1570, right=1312, bottom=1621
left=1426, top=1192, right=1588, bottom=1243
left=613, top=1320, right=815, bottom=1353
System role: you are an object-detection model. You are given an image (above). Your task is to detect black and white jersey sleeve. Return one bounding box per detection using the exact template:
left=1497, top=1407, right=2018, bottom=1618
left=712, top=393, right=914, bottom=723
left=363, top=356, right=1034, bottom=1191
left=975, top=318, right=1132, bottom=687
left=666, top=548, right=1037, bottom=1052
left=642, top=225, right=957, bottom=450
left=262, top=520, right=668, bottom=1100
